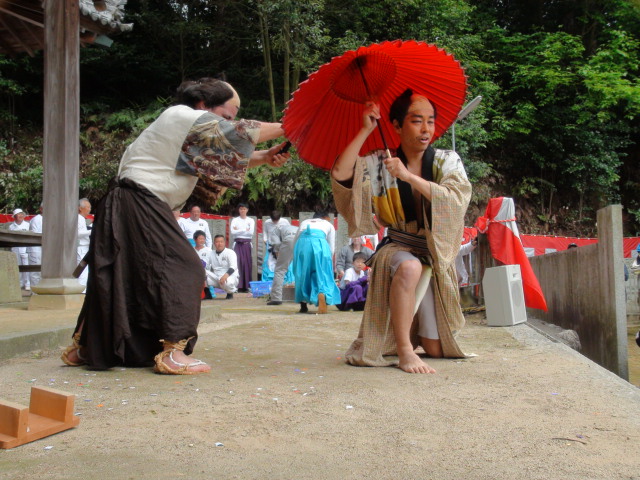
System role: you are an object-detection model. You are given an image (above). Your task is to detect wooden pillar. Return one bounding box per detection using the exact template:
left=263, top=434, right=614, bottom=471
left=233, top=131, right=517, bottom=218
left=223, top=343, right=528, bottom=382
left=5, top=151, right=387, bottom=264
left=30, top=0, right=84, bottom=305
left=597, top=205, right=628, bottom=379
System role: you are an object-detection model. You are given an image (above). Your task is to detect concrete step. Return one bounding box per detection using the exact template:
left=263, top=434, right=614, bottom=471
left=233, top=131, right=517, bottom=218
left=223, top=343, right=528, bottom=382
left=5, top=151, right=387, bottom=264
left=0, top=299, right=222, bottom=362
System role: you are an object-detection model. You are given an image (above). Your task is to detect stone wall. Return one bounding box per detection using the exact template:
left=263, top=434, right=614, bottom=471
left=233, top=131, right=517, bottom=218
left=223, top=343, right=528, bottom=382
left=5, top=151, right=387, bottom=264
left=527, top=205, right=628, bottom=379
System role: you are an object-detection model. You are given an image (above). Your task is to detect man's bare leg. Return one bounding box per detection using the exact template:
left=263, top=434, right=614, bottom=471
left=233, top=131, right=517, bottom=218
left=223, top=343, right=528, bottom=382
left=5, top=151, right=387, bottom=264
left=420, top=337, right=443, bottom=359
left=389, top=259, right=436, bottom=374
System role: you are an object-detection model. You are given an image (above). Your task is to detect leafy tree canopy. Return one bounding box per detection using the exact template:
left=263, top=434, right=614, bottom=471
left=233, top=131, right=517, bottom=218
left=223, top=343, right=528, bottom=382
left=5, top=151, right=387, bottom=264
left=1, top=0, right=638, bottom=235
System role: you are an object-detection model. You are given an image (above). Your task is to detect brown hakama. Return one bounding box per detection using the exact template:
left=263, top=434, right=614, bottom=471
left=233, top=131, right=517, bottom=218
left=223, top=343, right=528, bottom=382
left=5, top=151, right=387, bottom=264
left=75, top=178, right=204, bottom=369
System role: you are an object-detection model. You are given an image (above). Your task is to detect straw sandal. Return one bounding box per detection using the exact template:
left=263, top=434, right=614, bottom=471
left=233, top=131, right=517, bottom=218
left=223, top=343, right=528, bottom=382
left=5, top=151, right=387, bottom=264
left=61, top=333, right=86, bottom=366
left=153, top=337, right=210, bottom=375
left=317, top=293, right=327, bottom=314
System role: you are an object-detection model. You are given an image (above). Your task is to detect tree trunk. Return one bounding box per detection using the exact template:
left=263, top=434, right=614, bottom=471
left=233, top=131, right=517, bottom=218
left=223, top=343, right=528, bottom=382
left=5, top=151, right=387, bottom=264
left=283, top=18, right=291, bottom=105
left=292, top=30, right=301, bottom=92
left=258, top=8, right=277, bottom=121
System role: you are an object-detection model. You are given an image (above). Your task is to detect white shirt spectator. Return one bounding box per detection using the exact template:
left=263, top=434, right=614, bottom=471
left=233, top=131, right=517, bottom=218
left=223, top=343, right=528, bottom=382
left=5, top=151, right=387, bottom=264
left=180, top=217, right=212, bottom=248
left=194, top=245, right=212, bottom=265
left=77, top=214, right=91, bottom=248
left=77, top=214, right=92, bottom=289
left=263, top=217, right=290, bottom=244
left=27, top=213, right=43, bottom=288
left=9, top=215, right=30, bottom=289
left=455, top=239, right=476, bottom=286
left=205, top=247, right=239, bottom=294
left=341, top=266, right=367, bottom=288
left=230, top=216, right=255, bottom=242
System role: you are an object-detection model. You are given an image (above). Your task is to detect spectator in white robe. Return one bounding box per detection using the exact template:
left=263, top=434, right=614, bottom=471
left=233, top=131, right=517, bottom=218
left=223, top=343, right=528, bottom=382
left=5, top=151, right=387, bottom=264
left=230, top=203, right=255, bottom=291
left=180, top=205, right=212, bottom=247
left=205, top=234, right=239, bottom=299
left=193, top=230, right=212, bottom=264
left=77, top=198, right=92, bottom=291
left=27, top=204, right=43, bottom=288
left=9, top=208, right=30, bottom=290
left=455, top=237, right=477, bottom=287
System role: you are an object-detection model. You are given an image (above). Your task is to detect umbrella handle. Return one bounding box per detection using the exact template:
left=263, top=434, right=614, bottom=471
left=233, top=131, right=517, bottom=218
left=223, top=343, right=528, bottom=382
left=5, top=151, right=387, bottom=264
left=355, top=60, right=393, bottom=160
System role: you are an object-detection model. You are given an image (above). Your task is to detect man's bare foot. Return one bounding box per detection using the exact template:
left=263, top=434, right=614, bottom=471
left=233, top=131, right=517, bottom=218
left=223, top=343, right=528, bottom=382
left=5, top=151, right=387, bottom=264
left=317, top=293, right=327, bottom=314
left=397, top=346, right=436, bottom=374
left=154, top=348, right=211, bottom=374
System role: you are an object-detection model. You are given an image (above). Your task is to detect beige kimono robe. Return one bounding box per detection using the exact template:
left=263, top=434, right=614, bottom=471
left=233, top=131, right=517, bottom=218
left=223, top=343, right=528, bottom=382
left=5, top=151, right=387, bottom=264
left=332, top=148, right=471, bottom=366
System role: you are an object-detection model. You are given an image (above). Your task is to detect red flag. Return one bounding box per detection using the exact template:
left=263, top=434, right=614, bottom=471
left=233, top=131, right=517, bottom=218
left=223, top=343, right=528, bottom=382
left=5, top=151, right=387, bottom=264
left=476, top=197, right=548, bottom=311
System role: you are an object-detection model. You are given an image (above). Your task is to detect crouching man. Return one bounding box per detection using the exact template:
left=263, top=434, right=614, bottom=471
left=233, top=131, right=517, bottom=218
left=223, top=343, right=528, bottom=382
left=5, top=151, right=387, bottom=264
left=206, top=235, right=239, bottom=300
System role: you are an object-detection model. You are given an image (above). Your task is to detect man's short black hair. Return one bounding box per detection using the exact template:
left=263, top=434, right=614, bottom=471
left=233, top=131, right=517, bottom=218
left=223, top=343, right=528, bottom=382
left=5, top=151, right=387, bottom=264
left=389, top=88, right=437, bottom=127
left=193, top=230, right=206, bottom=241
left=313, top=211, right=329, bottom=219
left=352, top=252, right=367, bottom=263
left=270, top=210, right=282, bottom=222
left=214, top=234, right=225, bottom=240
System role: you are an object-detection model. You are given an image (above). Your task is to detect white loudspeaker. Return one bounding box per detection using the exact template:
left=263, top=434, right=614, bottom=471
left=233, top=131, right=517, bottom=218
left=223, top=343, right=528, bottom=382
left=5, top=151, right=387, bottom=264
left=482, top=265, right=527, bottom=326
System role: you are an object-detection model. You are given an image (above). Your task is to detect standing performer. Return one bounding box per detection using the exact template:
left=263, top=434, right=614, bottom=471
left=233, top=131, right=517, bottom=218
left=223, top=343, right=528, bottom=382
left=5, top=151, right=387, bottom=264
left=266, top=223, right=299, bottom=306
left=331, top=89, right=471, bottom=374
left=293, top=212, right=341, bottom=314
left=261, top=210, right=290, bottom=282
left=230, top=203, right=255, bottom=292
left=61, top=77, right=290, bottom=374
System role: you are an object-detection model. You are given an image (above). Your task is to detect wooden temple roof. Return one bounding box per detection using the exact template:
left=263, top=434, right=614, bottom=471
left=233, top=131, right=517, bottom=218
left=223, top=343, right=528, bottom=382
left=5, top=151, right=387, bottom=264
left=0, top=0, right=132, bottom=56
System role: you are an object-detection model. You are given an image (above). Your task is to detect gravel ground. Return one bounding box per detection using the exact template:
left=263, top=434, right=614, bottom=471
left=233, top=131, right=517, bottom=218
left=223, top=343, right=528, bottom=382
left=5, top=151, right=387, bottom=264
left=1, top=298, right=639, bottom=480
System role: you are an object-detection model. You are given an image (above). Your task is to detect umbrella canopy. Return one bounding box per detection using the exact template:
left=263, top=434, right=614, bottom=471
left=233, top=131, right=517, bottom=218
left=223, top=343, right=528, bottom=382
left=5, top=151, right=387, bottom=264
left=282, top=40, right=468, bottom=170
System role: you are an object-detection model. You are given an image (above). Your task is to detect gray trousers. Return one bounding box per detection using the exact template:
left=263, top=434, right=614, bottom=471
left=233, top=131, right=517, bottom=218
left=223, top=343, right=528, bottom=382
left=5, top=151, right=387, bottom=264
left=270, top=234, right=295, bottom=301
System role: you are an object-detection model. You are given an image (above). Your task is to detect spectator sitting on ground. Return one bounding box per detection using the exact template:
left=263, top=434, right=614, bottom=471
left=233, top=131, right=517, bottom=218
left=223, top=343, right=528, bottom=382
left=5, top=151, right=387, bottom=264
left=337, top=252, right=369, bottom=311
left=206, top=234, right=239, bottom=300
left=193, top=230, right=212, bottom=263
left=335, top=236, right=374, bottom=282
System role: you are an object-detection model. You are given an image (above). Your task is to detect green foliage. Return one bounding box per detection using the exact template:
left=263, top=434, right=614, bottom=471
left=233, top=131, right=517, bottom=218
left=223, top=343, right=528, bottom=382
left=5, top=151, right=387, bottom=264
left=0, top=136, right=44, bottom=213
left=0, top=0, right=639, bottom=235
left=209, top=150, right=333, bottom=214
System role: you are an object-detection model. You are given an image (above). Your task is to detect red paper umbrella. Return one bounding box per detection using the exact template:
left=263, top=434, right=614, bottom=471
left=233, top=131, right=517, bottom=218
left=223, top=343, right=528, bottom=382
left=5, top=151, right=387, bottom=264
left=282, top=40, right=468, bottom=171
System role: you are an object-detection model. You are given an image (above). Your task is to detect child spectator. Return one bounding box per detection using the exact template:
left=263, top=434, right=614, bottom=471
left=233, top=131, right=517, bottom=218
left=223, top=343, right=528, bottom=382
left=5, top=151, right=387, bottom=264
left=337, top=252, right=369, bottom=311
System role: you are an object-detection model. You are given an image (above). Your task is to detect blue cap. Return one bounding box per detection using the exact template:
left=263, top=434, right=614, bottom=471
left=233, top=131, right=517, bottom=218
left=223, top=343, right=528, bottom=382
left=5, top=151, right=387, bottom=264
left=637, top=243, right=640, bottom=252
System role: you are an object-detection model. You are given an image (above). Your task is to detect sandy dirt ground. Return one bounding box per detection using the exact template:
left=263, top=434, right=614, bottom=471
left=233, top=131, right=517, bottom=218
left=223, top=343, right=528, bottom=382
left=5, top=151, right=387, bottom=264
left=0, top=298, right=639, bottom=480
